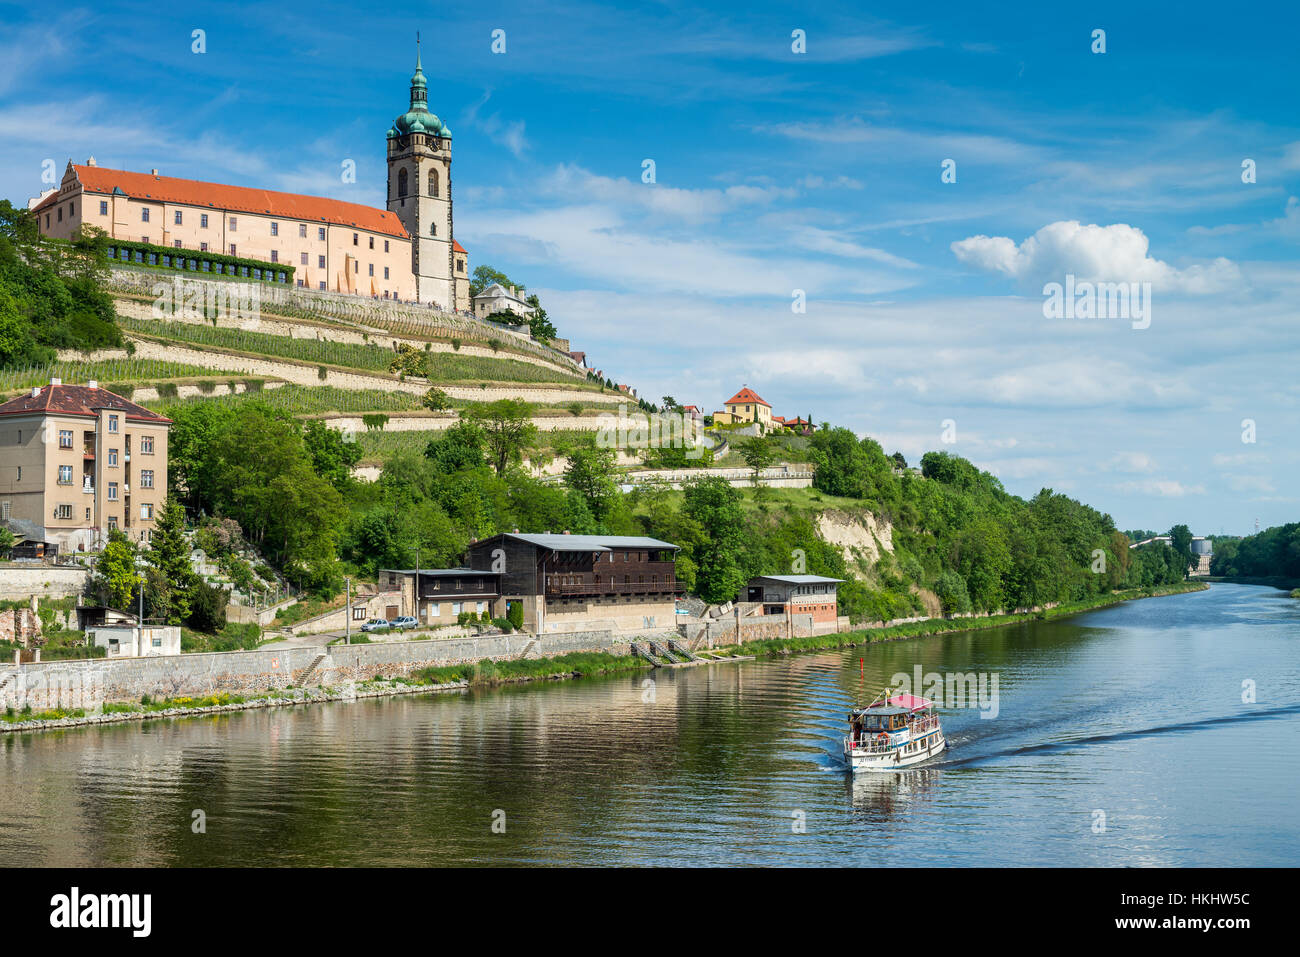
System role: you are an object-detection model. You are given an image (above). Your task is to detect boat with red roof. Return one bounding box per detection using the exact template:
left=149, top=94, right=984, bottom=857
left=844, top=688, right=947, bottom=772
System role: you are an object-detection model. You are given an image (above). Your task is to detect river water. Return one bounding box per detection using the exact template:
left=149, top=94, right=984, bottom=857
left=2, top=583, right=1296, bottom=867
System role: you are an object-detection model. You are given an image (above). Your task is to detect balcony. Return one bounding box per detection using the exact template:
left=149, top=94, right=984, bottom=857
left=545, top=576, right=683, bottom=598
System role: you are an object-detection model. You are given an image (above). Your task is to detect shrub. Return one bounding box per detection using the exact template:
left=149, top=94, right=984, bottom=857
left=197, top=380, right=216, bottom=394
left=507, top=601, right=524, bottom=630
left=318, top=365, right=328, bottom=381
left=451, top=338, right=461, bottom=351
left=187, top=581, right=230, bottom=633
left=491, top=617, right=513, bottom=633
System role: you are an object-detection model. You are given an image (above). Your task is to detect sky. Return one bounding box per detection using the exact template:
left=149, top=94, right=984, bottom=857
left=1, top=0, right=1296, bottom=536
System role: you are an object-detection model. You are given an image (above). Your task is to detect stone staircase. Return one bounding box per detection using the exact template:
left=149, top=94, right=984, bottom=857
left=667, top=639, right=703, bottom=662
left=296, top=653, right=329, bottom=688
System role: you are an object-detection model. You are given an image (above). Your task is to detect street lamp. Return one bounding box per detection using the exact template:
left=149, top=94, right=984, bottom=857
left=344, top=576, right=351, bottom=645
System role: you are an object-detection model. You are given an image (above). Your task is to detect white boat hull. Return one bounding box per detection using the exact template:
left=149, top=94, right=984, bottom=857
left=845, top=730, right=946, bottom=773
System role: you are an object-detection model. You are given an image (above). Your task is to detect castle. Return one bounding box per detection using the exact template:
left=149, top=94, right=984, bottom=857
left=31, top=44, right=470, bottom=312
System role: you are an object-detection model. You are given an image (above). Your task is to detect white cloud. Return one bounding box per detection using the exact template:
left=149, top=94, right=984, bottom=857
left=1114, top=479, right=1206, bottom=497
left=462, top=90, right=528, bottom=157
left=951, top=220, right=1242, bottom=293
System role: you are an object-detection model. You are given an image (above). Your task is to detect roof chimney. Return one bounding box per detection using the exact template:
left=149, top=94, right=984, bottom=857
left=86, top=156, right=96, bottom=166
left=31, top=386, right=40, bottom=397
left=150, top=169, right=158, bottom=176
left=49, top=377, right=61, bottom=387
left=88, top=380, right=98, bottom=389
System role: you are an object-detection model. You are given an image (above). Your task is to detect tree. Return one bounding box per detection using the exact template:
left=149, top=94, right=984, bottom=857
left=738, top=436, right=777, bottom=486
left=469, top=265, right=518, bottom=298
left=388, top=343, right=427, bottom=379
left=682, top=477, right=749, bottom=604
left=0, top=526, right=15, bottom=559
left=523, top=294, right=557, bottom=341
left=564, top=443, right=619, bottom=522
left=188, top=581, right=229, bottom=633
left=1168, top=524, right=1194, bottom=577
left=424, top=420, right=488, bottom=473
left=95, top=529, right=138, bottom=611
left=422, top=387, right=451, bottom=412
left=147, top=497, right=197, bottom=624
left=464, top=399, right=537, bottom=475
left=303, top=420, right=362, bottom=491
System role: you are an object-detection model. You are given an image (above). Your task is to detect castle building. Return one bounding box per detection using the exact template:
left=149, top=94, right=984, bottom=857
left=31, top=46, right=469, bottom=312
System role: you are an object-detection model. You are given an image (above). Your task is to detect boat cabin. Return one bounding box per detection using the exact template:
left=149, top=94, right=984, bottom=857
left=852, top=706, right=913, bottom=734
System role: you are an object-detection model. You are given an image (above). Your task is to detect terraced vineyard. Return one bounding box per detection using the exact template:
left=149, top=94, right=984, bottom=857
left=118, top=316, right=594, bottom=386
left=0, top=358, right=218, bottom=394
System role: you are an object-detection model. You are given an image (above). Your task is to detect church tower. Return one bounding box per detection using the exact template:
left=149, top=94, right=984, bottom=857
left=387, top=40, right=455, bottom=309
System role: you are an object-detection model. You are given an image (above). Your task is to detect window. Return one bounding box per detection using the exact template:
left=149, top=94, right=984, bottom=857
left=85, top=507, right=90, bottom=520
left=59, top=429, right=73, bottom=448
left=229, top=216, right=237, bottom=230
left=140, top=470, right=154, bottom=488
left=297, top=279, right=304, bottom=287
left=107, top=448, right=118, bottom=466
left=430, top=223, right=437, bottom=236
left=229, top=244, right=236, bottom=256
left=384, top=240, right=389, bottom=253
left=319, top=281, right=326, bottom=290
left=200, top=213, right=209, bottom=228
left=452, top=602, right=462, bottom=614
left=270, top=221, right=279, bottom=236
left=271, top=250, right=279, bottom=263
left=368, top=263, right=374, bottom=276
left=299, top=223, right=307, bottom=238
left=428, top=604, right=440, bottom=617
left=429, top=169, right=439, bottom=197
left=56, top=504, right=73, bottom=519
left=107, top=516, right=117, bottom=530
left=398, top=168, right=408, bottom=197
left=143, top=239, right=151, bottom=247
left=384, top=266, right=389, bottom=279
left=57, top=206, right=63, bottom=222
left=368, top=236, right=374, bottom=250
left=174, top=210, right=183, bottom=225
left=151, top=637, right=162, bottom=648
left=318, top=255, right=325, bottom=268
left=108, top=482, right=118, bottom=501
left=352, top=232, right=358, bottom=246
left=141, top=435, right=153, bottom=454
left=318, top=227, right=325, bottom=241
left=352, top=606, right=366, bottom=621
left=140, top=503, right=154, bottom=520
left=141, top=208, right=150, bottom=223
left=58, top=465, right=73, bottom=485
left=100, top=201, right=108, bottom=215
left=200, top=242, right=209, bottom=252
left=108, top=414, right=118, bottom=433
left=300, top=252, right=308, bottom=265
left=173, top=240, right=182, bottom=248
left=457, top=258, right=464, bottom=273
left=353, top=261, right=358, bottom=273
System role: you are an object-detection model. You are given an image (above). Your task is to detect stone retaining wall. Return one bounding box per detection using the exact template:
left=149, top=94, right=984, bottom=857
left=0, top=564, right=90, bottom=600
left=0, top=630, right=633, bottom=713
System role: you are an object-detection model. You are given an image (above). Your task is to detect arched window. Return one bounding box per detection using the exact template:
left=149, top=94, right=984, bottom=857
left=398, top=168, right=408, bottom=198
left=428, top=169, right=439, bottom=197
left=430, top=223, right=437, bottom=236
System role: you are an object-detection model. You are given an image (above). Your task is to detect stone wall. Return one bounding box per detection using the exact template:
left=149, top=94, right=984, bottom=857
left=0, top=565, right=90, bottom=601
left=0, top=629, right=635, bottom=713
left=0, top=608, right=41, bottom=645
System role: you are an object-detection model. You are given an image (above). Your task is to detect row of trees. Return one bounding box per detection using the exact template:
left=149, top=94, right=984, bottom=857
left=1211, top=524, right=1300, bottom=579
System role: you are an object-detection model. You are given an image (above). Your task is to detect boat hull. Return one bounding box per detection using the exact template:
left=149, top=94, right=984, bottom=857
left=845, top=731, right=946, bottom=773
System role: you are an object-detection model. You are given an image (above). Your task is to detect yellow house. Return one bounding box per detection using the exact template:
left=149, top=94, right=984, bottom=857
left=716, top=387, right=772, bottom=429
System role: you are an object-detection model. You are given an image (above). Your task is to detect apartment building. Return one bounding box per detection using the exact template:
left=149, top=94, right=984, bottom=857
left=0, top=380, right=171, bottom=551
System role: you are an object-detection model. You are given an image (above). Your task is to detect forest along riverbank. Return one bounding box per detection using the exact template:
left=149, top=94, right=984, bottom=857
left=1, top=581, right=1207, bottom=734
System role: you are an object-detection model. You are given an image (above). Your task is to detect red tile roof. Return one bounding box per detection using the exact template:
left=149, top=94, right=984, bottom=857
left=453, top=239, right=467, bottom=253
left=0, top=383, right=171, bottom=424
left=65, top=165, right=410, bottom=240
left=724, top=387, right=770, bottom=407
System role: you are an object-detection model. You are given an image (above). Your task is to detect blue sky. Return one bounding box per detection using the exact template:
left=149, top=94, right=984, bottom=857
left=2, top=0, right=1297, bottom=535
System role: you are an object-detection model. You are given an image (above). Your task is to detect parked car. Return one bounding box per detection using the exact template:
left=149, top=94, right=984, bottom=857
left=389, top=616, right=418, bottom=631
left=360, top=618, right=389, bottom=633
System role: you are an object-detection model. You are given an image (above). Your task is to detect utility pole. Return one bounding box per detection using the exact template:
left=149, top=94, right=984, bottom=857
left=344, top=577, right=351, bottom=645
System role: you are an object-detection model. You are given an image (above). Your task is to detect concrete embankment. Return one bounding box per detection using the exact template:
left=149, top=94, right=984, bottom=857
left=0, top=629, right=630, bottom=719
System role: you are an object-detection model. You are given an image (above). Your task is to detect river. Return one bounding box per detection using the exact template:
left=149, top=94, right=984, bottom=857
left=2, top=582, right=1296, bottom=866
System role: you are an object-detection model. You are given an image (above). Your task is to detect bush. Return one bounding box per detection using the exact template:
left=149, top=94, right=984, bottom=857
left=491, top=617, right=513, bottom=633
left=187, top=581, right=230, bottom=632
left=507, top=601, right=524, bottom=631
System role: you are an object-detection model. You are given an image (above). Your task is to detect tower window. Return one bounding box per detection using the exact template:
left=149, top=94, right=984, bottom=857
left=430, top=224, right=437, bottom=236
left=398, top=167, right=408, bottom=198
left=429, top=169, right=439, bottom=197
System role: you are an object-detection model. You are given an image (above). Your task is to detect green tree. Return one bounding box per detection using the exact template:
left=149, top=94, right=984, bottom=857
left=464, top=399, right=538, bottom=475
left=147, top=497, right=197, bottom=624
left=564, top=442, right=619, bottom=522
left=682, top=477, right=749, bottom=603
left=0, top=526, right=15, bottom=559
left=95, top=529, right=138, bottom=611
left=469, top=265, right=518, bottom=298
left=738, top=435, right=777, bottom=486
left=523, top=294, right=557, bottom=341
left=424, top=420, right=488, bottom=473
left=422, top=387, right=452, bottom=412
left=303, top=420, right=362, bottom=491
left=1168, top=524, right=1194, bottom=577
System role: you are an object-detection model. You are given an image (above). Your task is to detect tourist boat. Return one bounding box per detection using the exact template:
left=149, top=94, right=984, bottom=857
left=844, top=689, right=946, bottom=772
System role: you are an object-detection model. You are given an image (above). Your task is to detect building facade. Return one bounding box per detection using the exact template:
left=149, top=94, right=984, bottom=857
left=742, top=575, right=843, bottom=625
left=466, top=533, right=681, bottom=635
left=31, top=46, right=470, bottom=311
left=0, top=381, right=171, bottom=551
left=379, top=567, right=503, bottom=623
left=472, top=283, right=536, bottom=321
left=713, top=387, right=773, bottom=430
